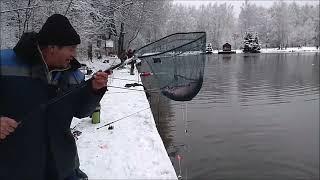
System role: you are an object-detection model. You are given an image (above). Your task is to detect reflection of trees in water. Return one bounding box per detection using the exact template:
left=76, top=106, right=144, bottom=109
left=237, top=53, right=319, bottom=105
left=137, top=61, right=174, bottom=149
left=239, top=54, right=287, bottom=104
left=149, top=91, right=174, bottom=149
left=198, top=55, right=234, bottom=105
left=312, top=53, right=319, bottom=85
left=221, top=54, right=232, bottom=62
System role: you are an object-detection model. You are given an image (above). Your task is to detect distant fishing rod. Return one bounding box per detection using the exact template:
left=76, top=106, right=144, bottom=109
left=96, top=107, right=151, bottom=130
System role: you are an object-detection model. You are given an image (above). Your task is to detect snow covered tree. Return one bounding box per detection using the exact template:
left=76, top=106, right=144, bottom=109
left=242, top=31, right=261, bottom=53
left=122, top=0, right=171, bottom=49
left=238, top=0, right=260, bottom=34
left=286, top=3, right=319, bottom=47
left=268, top=1, right=289, bottom=49
left=1, top=1, right=319, bottom=51
left=315, top=4, right=320, bottom=47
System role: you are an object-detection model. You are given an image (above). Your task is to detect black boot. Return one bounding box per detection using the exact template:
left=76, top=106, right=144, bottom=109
left=75, top=168, right=88, bottom=180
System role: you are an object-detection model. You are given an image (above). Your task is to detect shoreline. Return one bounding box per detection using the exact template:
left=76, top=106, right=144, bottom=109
left=211, top=46, right=320, bottom=54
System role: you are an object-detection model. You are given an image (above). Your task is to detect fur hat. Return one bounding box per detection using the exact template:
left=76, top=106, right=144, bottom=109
left=37, top=14, right=80, bottom=46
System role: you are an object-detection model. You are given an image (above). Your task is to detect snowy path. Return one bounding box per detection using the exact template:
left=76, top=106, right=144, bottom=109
left=71, top=61, right=177, bottom=179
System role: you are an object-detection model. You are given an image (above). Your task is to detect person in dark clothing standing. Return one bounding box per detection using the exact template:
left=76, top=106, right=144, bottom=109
left=0, top=14, right=108, bottom=180
left=127, top=49, right=136, bottom=75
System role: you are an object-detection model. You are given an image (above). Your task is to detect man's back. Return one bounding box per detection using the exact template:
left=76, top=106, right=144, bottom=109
left=0, top=48, right=48, bottom=180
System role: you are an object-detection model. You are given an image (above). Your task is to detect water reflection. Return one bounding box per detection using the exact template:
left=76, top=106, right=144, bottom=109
left=236, top=53, right=319, bottom=107
left=137, top=61, right=175, bottom=149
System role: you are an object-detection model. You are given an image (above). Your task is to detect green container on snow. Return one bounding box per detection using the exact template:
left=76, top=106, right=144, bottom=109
left=91, top=105, right=101, bottom=124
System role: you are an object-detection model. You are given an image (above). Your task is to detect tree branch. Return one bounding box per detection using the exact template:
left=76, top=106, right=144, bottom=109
left=64, top=0, right=73, bottom=16
left=22, top=0, right=32, bottom=34
left=0, top=5, right=45, bottom=14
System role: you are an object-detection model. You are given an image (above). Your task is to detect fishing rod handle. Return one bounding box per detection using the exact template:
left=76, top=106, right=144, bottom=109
left=103, top=62, right=123, bottom=74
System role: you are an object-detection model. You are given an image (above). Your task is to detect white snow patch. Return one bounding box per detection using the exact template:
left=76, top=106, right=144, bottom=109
left=71, top=58, right=177, bottom=179
left=260, top=46, right=320, bottom=53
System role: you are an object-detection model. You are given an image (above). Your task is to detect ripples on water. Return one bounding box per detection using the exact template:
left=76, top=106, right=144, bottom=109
left=140, top=53, right=319, bottom=180
left=197, top=53, right=319, bottom=107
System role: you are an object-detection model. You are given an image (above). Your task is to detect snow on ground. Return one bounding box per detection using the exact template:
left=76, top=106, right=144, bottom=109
left=211, top=46, right=320, bottom=54
left=71, top=58, right=177, bottom=179
left=260, top=46, right=320, bottom=53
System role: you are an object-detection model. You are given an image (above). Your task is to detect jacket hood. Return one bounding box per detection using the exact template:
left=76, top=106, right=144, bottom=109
left=13, top=32, right=42, bottom=65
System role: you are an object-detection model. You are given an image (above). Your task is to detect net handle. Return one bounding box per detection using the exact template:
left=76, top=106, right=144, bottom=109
left=136, top=32, right=206, bottom=58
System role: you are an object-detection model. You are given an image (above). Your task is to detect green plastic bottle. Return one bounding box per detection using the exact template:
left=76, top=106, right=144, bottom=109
left=91, top=104, right=101, bottom=124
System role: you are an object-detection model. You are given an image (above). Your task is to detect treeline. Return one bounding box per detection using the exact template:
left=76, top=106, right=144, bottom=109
left=165, top=1, right=319, bottom=49
left=1, top=0, right=319, bottom=55
left=0, top=0, right=170, bottom=56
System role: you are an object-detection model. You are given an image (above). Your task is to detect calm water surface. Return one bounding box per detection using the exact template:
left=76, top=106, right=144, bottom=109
left=140, top=53, right=319, bottom=180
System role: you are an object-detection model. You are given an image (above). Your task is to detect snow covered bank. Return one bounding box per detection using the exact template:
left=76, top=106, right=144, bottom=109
left=71, top=59, right=177, bottom=179
left=211, top=46, right=320, bottom=54
left=260, top=46, right=320, bottom=53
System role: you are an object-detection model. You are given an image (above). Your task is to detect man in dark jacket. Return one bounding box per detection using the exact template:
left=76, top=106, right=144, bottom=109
left=0, top=14, right=108, bottom=180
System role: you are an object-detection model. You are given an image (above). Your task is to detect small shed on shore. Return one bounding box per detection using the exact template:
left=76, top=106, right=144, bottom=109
left=218, top=42, right=236, bottom=54
left=223, top=43, right=232, bottom=51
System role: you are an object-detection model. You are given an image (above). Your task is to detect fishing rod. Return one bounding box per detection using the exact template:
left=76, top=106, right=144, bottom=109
left=17, top=60, right=128, bottom=126
left=108, top=85, right=160, bottom=93
left=45, top=61, right=124, bottom=107
left=48, top=56, right=140, bottom=105
left=96, top=107, right=151, bottom=130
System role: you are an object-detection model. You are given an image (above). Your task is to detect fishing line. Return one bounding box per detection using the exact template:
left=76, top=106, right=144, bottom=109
left=177, top=102, right=190, bottom=180
left=105, top=92, right=133, bottom=94
left=185, top=167, right=188, bottom=180
left=184, top=102, right=190, bottom=179
left=96, top=107, right=151, bottom=129
left=184, top=103, right=188, bottom=134
left=110, top=77, right=138, bottom=82
left=177, top=154, right=183, bottom=180
left=157, top=92, right=161, bottom=126
left=185, top=102, right=191, bottom=180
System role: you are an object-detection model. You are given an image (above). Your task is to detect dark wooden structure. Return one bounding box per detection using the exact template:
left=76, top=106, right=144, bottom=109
left=218, top=42, right=236, bottom=54
left=223, top=43, right=231, bottom=51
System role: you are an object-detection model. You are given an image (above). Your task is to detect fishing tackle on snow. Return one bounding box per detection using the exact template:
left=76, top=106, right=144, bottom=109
left=124, top=83, right=143, bottom=88
left=96, top=107, right=150, bottom=130
left=72, top=130, right=82, bottom=140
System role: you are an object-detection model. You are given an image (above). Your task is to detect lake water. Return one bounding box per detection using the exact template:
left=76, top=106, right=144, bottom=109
left=139, top=53, right=319, bottom=180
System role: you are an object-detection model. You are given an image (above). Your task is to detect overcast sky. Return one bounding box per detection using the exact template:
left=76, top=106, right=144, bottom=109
left=173, top=0, right=319, bottom=16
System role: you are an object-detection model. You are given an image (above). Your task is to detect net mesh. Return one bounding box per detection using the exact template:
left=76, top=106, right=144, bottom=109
left=136, top=32, right=206, bottom=101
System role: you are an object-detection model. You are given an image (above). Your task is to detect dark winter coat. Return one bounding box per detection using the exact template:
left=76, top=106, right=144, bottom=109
left=0, top=32, right=105, bottom=180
